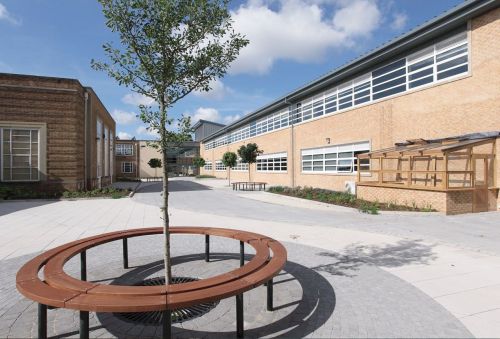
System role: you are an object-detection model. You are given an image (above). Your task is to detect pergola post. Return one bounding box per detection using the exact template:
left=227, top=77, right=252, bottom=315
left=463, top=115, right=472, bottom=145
left=444, top=153, right=449, bottom=189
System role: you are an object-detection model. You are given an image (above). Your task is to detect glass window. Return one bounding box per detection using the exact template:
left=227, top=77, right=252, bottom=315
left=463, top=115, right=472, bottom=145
left=122, top=162, right=134, bottom=173
left=301, top=142, right=369, bottom=174
left=2, top=128, right=40, bottom=181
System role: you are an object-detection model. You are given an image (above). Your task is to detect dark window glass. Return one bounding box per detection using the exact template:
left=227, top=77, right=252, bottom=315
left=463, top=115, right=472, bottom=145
left=437, top=55, right=468, bottom=72
left=408, top=57, right=433, bottom=73
left=372, top=67, right=406, bottom=86
left=373, top=84, right=406, bottom=100
left=355, top=96, right=370, bottom=105
left=436, top=45, right=467, bottom=63
left=372, top=59, right=405, bottom=78
left=437, top=64, right=468, bottom=80
left=354, top=90, right=370, bottom=99
left=409, top=76, right=433, bottom=89
left=373, top=76, right=406, bottom=93
left=409, top=67, right=433, bottom=81
left=339, top=102, right=352, bottom=110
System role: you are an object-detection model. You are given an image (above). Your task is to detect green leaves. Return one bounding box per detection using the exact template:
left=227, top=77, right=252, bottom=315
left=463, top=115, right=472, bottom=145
left=237, top=143, right=262, bottom=165
left=93, top=0, right=249, bottom=110
left=148, top=158, right=162, bottom=168
left=222, top=151, right=237, bottom=168
left=192, top=156, right=206, bottom=168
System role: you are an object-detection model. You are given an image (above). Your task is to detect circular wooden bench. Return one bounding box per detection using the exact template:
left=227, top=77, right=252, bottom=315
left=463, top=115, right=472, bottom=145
left=16, top=227, right=287, bottom=339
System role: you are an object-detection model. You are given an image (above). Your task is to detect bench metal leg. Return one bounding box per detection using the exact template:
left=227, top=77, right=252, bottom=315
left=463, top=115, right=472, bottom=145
left=38, top=303, right=47, bottom=339
left=80, top=251, right=86, bottom=281
left=80, top=311, right=89, bottom=339
left=267, top=278, right=273, bottom=311
left=205, top=234, right=210, bottom=262
left=240, top=241, right=244, bottom=267
left=236, top=293, right=244, bottom=338
left=163, top=310, right=171, bottom=339
left=123, top=238, right=129, bottom=269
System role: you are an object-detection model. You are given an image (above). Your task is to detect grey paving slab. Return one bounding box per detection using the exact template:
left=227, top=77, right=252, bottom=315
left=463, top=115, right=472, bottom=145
left=133, top=179, right=500, bottom=256
left=1, top=235, right=471, bottom=338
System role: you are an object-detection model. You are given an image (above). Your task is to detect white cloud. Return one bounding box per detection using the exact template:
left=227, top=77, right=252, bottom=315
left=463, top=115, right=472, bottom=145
left=122, top=92, right=156, bottom=106
left=112, top=109, right=137, bottom=125
left=223, top=114, right=241, bottom=124
left=391, top=12, right=408, bottom=30
left=117, top=131, right=133, bottom=140
left=189, top=107, right=221, bottom=123
left=193, top=79, right=230, bottom=100
left=332, top=0, right=381, bottom=37
left=136, top=126, right=159, bottom=138
left=0, top=3, right=20, bottom=25
left=229, top=0, right=381, bottom=75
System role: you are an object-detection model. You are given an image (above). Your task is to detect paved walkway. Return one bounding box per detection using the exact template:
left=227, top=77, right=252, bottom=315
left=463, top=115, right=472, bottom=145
left=0, top=178, right=499, bottom=337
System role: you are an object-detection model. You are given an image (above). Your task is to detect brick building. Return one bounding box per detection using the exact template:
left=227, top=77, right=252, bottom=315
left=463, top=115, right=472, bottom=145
left=0, top=73, right=115, bottom=191
left=200, top=0, right=500, bottom=214
left=115, top=139, right=200, bottom=179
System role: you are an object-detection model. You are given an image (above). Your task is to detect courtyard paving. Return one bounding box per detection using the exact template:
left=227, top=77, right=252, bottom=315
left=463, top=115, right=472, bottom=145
left=0, top=177, right=500, bottom=337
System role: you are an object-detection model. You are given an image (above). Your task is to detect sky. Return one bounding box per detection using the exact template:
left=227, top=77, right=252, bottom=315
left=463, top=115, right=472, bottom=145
left=0, top=0, right=464, bottom=140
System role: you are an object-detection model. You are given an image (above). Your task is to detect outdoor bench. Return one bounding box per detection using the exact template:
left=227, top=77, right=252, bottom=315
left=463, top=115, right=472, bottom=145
left=232, top=181, right=267, bottom=191
left=16, top=227, right=287, bottom=339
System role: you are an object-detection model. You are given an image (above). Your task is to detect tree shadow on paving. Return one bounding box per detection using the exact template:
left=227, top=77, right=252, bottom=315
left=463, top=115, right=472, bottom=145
left=97, top=253, right=336, bottom=338
left=314, top=239, right=437, bottom=278
left=136, top=180, right=211, bottom=193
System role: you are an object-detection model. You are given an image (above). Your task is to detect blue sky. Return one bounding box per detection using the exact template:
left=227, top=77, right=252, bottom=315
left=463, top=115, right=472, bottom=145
left=0, top=0, right=463, bottom=140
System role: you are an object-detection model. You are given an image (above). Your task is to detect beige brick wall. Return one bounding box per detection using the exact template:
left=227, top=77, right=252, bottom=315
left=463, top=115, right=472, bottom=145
left=0, top=74, right=115, bottom=191
left=357, top=186, right=447, bottom=212
left=200, top=8, right=500, bottom=212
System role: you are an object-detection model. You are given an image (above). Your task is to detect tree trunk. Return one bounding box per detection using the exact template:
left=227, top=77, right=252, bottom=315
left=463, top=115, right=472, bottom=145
left=248, top=163, right=251, bottom=182
left=228, top=167, right=231, bottom=186
left=159, top=103, right=172, bottom=286
left=161, top=147, right=172, bottom=284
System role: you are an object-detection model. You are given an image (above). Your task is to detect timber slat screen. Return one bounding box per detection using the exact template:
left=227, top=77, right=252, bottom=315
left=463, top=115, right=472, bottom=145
left=357, top=137, right=496, bottom=191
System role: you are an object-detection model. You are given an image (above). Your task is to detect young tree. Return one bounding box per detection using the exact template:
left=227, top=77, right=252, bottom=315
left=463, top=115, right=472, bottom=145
left=92, top=0, right=248, bottom=284
left=148, top=158, right=162, bottom=177
left=237, top=143, right=262, bottom=182
left=222, top=151, right=237, bottom=186
left=192, top=156, right=206, bottom=169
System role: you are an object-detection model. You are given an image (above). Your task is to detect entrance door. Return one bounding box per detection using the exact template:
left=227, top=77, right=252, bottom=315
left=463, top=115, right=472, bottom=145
left=473, top=156, right=489, bottom=212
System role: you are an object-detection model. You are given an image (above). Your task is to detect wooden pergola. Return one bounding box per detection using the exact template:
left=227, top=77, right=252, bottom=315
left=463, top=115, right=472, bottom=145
left=357, top=136, right=497, bottom=192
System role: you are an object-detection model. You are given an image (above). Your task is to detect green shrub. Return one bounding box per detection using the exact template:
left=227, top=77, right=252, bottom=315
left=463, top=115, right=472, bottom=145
left=195, top=175, right=216, bottom=179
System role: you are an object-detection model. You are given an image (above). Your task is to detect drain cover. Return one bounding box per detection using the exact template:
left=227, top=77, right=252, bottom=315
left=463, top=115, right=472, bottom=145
left=113, top=276, right=219, bottom=325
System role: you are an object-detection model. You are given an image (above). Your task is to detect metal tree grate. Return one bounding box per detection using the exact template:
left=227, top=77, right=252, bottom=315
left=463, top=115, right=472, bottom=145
left=113, top=276, right=219, bottom=325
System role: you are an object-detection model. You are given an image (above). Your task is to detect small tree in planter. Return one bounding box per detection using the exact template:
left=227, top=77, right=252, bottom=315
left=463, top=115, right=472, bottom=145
left=148, top=158, right=162, bottom=177
left=237, top=143, right=262, bottom=182
left=222, top=151, right=237, bottom=186
left=192, top=156, right=206, bottom=169
left=192, top=156, right=206, bottom=176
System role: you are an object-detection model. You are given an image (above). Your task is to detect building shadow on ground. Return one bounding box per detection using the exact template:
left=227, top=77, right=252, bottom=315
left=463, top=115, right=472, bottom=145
left=0, top=200, right=58, bottom=217
left=136, top=180, right=211, bottom=193
left=314, top=239, right=436, bottom=277
left=96, top=253, right=336, bottom=338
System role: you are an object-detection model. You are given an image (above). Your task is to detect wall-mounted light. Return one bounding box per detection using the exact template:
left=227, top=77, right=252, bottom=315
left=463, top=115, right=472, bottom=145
left=326, top=138, right=331, bottom=144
